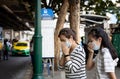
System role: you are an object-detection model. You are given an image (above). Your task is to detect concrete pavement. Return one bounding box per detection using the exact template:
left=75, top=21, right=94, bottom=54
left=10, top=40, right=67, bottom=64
left=44, top=67, right=120, bottom=79
left=26, top=66, right=120, bottom=79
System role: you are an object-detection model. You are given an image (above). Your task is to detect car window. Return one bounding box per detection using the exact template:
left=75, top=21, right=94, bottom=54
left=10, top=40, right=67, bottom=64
left=16, top=43, right=27, bottom=46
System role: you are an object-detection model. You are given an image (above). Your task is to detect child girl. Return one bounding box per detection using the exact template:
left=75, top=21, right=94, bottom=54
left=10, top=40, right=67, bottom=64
left=86, top=27, right=119, bottom=79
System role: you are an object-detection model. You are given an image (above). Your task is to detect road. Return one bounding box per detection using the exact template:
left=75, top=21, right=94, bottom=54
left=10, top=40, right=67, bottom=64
left=0, top=55, right=31, bottom=79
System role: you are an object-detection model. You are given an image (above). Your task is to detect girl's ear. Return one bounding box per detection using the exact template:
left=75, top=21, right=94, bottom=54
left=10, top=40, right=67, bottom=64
left=70, top=35, right=73, bottom=39
left=98, top=37, right=102, bottom=42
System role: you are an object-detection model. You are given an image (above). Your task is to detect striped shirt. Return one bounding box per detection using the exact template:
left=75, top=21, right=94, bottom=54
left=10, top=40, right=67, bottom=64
left=60, top=45, right=87, bottom=79
left=93, top=48, right=119, bottom=79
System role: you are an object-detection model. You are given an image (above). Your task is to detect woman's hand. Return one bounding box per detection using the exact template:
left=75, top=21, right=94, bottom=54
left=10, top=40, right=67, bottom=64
left=86, top=42, right=95, bottom=70
left=61, top=42, right=70, bottom=55
left=87, top=42, right=94, bottom=54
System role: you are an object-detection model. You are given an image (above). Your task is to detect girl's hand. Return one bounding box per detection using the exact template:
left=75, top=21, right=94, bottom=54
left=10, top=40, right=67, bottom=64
left=87, top=42, right=94, bottom=54
left=61, top=42, right=70, bottom=55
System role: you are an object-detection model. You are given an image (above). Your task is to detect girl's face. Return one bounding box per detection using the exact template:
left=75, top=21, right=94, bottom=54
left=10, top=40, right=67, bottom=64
left=88, top=35, right=102, bottom=50
left=59, top=35, right=72, bottom=48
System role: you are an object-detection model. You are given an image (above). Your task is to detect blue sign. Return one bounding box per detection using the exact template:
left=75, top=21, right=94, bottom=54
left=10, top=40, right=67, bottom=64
left=41, top=8, right=54, bottom=20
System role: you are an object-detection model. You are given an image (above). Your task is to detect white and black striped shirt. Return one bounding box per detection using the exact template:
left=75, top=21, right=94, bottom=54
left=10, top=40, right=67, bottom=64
left=61, top=45, right=87, bottom=79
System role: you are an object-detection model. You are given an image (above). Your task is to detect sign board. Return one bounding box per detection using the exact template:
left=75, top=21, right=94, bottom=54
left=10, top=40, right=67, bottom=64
left=41, top=8, right=54, bottom=20
left=41, top=20, right=56, bottom=58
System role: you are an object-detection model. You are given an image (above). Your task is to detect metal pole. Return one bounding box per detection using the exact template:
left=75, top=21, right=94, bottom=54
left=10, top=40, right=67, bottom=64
left=32, top=0, right=44, bottom=79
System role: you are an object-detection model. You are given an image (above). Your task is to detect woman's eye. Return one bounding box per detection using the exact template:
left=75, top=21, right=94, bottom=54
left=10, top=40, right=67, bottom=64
left=88, top=40, right=92, bottom=42
left=60, top=40, right=65, bottom=42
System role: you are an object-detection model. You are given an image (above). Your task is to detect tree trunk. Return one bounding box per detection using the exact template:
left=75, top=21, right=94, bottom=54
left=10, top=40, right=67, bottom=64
left=54, top=0, right=69, bottom=70
left=69, top=0, right=80, bottom=43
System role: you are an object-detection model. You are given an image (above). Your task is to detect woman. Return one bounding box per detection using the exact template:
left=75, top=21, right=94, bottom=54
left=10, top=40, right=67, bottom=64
left=86, top=27, right=119, bottom=79
left=3, top=39, right=9, bottom=60
left=58, top=28, right=87, bottom=79
left=30, top=37, right=34, bottom=67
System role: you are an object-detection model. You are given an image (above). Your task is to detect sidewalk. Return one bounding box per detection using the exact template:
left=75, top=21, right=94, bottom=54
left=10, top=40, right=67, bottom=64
left=23, top=65, right=65, bottom=79
left=24, top=65, right=120, bottom=79
left=24, top=64, right=33, bottom=79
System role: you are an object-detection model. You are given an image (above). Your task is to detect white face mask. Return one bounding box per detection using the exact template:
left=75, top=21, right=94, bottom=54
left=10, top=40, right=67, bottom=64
left=65, top=40, right=71, bottom=48
left=92, top=41, right=100, bottom=50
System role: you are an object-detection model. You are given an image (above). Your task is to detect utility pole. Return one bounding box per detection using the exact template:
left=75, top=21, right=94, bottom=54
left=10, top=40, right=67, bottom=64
left=32, top=0, right=44, bottom=79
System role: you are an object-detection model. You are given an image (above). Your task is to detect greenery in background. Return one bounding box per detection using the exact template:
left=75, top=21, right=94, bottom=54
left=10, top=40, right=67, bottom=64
left=80, top=0, right=115, bottom=15
left=18, top=0, right=120, bottom=23
left=80, top=0, right=120, bottom=23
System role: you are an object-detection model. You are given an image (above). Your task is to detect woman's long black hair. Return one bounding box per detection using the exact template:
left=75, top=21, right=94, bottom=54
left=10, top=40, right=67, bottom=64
left=88, top=27, right=118, bottom=60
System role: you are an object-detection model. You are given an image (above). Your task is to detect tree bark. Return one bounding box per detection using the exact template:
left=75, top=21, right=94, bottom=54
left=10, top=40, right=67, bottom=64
left=54, top=0, right=69, bottom=70
left=69, top=0, right=80, bottom=43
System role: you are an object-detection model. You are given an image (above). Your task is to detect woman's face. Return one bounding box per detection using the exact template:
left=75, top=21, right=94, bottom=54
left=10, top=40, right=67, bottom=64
left=59, top=35, right=72, bottom=48
left=88, top=35, right=102, bottom=50
left=59, top=35, right=68, bottom=42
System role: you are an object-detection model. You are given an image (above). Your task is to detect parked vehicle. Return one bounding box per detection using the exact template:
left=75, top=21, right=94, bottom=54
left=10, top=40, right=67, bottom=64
left=12, top=41, right=30, bottom=56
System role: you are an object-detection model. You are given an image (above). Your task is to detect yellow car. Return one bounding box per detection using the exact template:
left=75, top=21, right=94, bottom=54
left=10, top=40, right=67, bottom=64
left=12, top=41, right=30, bottom=56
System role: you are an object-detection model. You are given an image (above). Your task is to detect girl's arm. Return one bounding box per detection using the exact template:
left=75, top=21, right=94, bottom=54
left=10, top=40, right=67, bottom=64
left=102, top=48, right=117, bottom=79
left=86, top=42, right=95, bottom=70
left=59, top=42, right=70, bottom=67
left=108, top=72, right=117, bottom=79
left=59, top=54, right=65, bottom=66
left=86, top=52, right=95, bottom=70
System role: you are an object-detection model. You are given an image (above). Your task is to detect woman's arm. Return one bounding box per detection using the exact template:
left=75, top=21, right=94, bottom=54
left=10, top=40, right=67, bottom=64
left=86, top=42, right=95, bottom=70
left=59, top=54, right=65, bottom=66
left=59, top=42, right=70, bottom=66
left=86, top=52, right=95, bottom=70
left=108, top=72, right=117, bottom=79
left=102, top=48, right=117, bottom=79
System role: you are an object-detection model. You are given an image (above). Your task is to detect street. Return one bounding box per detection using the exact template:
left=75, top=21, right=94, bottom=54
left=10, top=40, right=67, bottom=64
left=0, top=55, right=31, bottom=79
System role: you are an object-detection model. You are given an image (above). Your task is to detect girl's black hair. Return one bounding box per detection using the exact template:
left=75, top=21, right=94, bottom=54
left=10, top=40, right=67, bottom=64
left=58, top=28, right=76, bottom=41
left=88, top=27, right=118, bottom=60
